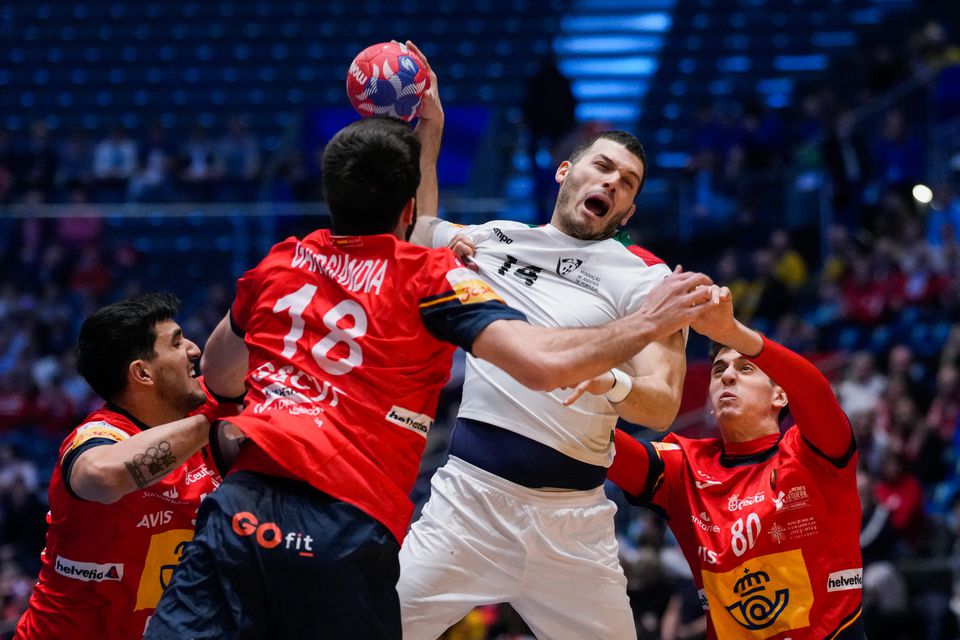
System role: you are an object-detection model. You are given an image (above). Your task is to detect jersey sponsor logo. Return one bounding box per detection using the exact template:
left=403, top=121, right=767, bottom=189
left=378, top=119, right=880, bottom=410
left=728, top=491, right=765, bottom=512
left=385, top=405, right=434, bottom=438
left=252, top=362, right=345, bottom=413
left=54, top=556, right=124, bottom=582
left=185, top=465, right=214, bottom=485
left=135, top=529, right=193, bottom=610
left=231, top=511, right=314, bottom=557
left=136, top=510, right=173, bottom=528
left=66, top=421, right=129, bottom=455
left=826, top=568, right=863, bottom=592
left=772, top=485, right=809, bottom=512
left=691, top=513, right=720, bottom=533
left=701, top=549, right=813, bottom=639
left=698, top=545, right=719, bottom=565
left=290, top=242, right=388, bottom=295
left=696, top=479, right=723, bottom=489
left=768, top=522, right=787, bottom=544
left=492, top=227, right=514, bottom=244
left=556, top=257, right=583, bottom=276
left=698, top=588, right=709, bottom=610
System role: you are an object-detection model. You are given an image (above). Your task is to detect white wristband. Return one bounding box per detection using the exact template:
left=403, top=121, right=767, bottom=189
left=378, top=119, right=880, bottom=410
left=604, top=368, right=633, bottom=404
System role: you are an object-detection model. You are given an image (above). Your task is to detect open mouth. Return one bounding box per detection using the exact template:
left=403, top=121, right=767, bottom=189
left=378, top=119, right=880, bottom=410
left=189, top=364, right=200, bottom=379
left=583, top=194, right=612, bottom=217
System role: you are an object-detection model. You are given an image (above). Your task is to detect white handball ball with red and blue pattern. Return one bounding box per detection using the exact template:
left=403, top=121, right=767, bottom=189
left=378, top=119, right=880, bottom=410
left=346, top=42, right=430, bottom=122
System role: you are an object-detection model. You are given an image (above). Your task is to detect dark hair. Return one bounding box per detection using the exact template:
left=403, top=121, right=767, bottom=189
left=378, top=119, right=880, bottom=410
left=568, top=130, right=647, bottom=194
left=321, top=117, right=421, bottom=236
left=709, top=341, right=790, bottom=425
left=77, top=293, right=181, bottom=401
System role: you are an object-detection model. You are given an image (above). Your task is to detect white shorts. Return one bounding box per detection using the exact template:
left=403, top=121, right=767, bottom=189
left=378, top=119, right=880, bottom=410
left=398, top=456, right=636, bottom=640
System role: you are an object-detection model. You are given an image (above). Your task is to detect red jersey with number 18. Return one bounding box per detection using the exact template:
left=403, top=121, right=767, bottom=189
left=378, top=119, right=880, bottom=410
left=228, top=230, right=520, bottom=543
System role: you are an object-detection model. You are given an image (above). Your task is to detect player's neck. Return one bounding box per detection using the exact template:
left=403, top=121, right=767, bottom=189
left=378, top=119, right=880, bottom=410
left=111, top=394, right=182, bottom=428
left=719, top=418, right=780, bottom=445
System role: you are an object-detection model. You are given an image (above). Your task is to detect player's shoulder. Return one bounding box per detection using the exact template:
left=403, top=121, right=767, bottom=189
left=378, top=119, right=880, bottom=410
left=610, top=231, right=668, bottom=268
left=62, top=409, right=136, bottom=450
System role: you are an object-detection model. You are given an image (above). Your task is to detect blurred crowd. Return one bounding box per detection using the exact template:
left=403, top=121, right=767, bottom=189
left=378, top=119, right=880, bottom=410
left=0, top=13, right=960, bottom=640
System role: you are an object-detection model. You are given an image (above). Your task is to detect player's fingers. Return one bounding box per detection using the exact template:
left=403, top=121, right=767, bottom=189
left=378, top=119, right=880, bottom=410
left=405, top=41, right=432, bottom=74
left=719, top=286, right=732, bottom=301
left=562, top=382, right=590, bottom=406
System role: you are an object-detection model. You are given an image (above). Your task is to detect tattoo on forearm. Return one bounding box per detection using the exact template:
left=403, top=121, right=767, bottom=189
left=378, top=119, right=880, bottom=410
left=124, top=441, right=177, bottom=488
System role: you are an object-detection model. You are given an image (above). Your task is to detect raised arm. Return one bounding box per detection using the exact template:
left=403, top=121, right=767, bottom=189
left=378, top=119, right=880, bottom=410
left=200, top=312, right=249, bottom=399
left=407, top=40, right=444, bottom=247
left=691, top=287, right=852, bottom=461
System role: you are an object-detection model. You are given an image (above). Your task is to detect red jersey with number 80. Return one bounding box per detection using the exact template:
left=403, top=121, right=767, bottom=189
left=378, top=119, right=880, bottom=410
left=229, top=230, right=514, bottom=542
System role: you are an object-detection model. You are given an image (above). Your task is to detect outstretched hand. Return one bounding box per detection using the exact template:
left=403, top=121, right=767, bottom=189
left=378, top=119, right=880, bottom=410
left=636, top=266, right=714, bottom=341
left=689, top=285, right=736, bottom=342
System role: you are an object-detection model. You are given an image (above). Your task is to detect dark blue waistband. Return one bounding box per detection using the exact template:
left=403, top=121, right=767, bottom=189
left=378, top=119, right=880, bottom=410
left=448, top=418, right=608, bottom=490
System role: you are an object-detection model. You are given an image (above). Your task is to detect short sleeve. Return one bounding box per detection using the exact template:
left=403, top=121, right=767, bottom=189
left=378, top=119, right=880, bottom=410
left=60, top=421, right=131, bottom=500
left=620, top=261, right=672, bottom=315
left=417, top=251, right=526, bottom=352
left=430, top=220, right=476, bottom=249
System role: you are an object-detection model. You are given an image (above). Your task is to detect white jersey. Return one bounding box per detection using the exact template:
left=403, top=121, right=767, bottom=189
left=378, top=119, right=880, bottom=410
left=432, top=220, right=671, bottom=466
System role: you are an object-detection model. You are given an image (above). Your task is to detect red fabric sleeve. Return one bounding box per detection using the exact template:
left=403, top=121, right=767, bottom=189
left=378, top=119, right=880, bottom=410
left=749, top=336, right=853, bottom=462
left=609, top=428, right=652, bottom=497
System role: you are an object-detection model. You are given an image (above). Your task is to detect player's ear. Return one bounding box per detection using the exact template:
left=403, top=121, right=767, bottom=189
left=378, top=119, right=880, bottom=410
left=399, top=198, right=415, bottom=226
left=619, top=203, right=637, bottom=227
left=129, top=359, right=154, bottom=388
left=771, top=385, right=788, bottom=413
left=555, top=160, right=571, bottom=185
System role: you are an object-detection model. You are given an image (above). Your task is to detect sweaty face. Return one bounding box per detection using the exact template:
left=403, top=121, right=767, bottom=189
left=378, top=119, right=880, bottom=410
left=709, top=349, right=785, bottom=431
left=551, top=138, right=644, bottom=241
left=150, top=320, right=206, bottom=416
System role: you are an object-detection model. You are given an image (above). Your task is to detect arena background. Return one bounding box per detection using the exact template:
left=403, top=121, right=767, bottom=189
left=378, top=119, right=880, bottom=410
left=1, top=0, right=959, bottom=637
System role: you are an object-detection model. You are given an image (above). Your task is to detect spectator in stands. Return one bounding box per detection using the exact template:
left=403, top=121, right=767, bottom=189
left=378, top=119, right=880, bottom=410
left=92, top=126, right=138, bottom=202
left=20, top=121, right=58, bottom=197
left=836, top=351, right=887, bottom=420
left=178, top=125, right=220, bottom=201
left=873, top=108, right=924, bottom=192
left=54, top=128, right=94, bottom=194
left=769, top=228, right=809, bottom=290
left=823, top=108, right=871, bottom=229
left=522, top=52, right=577, bottom=222
left=128, top=122, right=174, bottom=202
left=215, top=114, right=261, bottom=201
left=875, top=452, right=926, bottom=551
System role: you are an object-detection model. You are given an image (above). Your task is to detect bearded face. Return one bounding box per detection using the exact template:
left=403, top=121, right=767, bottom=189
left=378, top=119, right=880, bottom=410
left=550, top=139, right=644, bottom=241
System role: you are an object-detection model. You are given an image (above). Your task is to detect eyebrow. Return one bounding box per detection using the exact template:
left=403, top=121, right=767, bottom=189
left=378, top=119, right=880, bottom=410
left=596, top=154, right=641, bottom=184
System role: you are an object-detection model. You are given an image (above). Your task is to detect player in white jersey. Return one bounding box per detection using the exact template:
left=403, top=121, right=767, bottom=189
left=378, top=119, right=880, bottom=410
left=399, top=48, right=686, bottom=640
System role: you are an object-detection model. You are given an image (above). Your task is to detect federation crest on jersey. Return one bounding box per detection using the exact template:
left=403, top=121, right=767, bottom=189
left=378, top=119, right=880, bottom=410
left=556, top=258, right=584, bottom=277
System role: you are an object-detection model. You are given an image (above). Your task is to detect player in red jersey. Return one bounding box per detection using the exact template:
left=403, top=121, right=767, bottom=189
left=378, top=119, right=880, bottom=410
left=14, top=293, right=236, bottom=640
left=144, top=115, right=716, bottom=640
left=596, top=286, right=865, bottom=639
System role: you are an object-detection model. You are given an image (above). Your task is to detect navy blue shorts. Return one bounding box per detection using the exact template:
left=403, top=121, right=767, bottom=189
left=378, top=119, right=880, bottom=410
left=144, top=471, right=401, bottom=640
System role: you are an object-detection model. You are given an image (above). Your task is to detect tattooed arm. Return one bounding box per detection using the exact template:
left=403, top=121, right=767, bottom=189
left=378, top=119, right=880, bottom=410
left=69, top=415, right=210, bottom=504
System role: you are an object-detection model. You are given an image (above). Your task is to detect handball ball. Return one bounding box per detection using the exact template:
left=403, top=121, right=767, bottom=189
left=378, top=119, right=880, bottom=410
left=346, top=42, right=430, bottom=122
